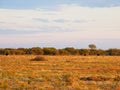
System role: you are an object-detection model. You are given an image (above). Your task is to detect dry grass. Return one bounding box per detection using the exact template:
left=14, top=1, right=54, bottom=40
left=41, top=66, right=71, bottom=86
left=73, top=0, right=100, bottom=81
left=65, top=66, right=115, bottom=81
left=0, top=55, right=120, bottom=89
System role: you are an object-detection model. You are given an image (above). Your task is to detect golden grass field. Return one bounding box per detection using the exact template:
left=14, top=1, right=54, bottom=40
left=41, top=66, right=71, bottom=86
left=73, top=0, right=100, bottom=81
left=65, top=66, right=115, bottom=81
left=0, top=55, right=120, bottom=90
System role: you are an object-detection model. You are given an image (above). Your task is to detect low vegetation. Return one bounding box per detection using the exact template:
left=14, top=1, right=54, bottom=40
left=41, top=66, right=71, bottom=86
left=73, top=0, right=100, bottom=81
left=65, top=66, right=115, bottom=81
left=0, top=55, right=120, bottom=89
left=0, top=47, right=120, bottom=56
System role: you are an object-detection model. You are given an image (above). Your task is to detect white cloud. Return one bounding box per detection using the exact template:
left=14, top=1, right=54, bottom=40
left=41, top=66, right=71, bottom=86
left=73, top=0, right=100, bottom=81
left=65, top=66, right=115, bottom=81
left=0, top=4, right=120, bottom=41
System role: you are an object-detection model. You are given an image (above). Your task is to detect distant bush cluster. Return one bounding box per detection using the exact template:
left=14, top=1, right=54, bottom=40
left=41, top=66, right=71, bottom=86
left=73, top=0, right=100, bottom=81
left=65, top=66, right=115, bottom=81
left=0, top=47, right=120, bottom=56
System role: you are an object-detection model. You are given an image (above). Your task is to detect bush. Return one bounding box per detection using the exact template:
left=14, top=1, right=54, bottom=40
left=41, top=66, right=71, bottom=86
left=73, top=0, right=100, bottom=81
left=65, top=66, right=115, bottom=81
left=31, top=56, right=47, bottom=61
left=43, top=47, right=57, bottom=55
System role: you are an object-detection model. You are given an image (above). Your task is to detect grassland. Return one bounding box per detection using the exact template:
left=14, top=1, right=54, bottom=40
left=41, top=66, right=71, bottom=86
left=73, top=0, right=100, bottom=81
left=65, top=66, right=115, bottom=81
left=0, top=55, right=120, bottom=90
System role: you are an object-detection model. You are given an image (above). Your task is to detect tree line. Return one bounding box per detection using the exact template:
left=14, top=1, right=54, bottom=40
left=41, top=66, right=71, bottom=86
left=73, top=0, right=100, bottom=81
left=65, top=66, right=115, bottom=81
left=0, top=47, right=120, bottom=56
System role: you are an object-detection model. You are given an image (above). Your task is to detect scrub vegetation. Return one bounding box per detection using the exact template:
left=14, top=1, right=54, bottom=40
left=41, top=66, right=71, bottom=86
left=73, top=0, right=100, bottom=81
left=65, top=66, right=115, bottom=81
left=0, top=47, right=120, bottom=56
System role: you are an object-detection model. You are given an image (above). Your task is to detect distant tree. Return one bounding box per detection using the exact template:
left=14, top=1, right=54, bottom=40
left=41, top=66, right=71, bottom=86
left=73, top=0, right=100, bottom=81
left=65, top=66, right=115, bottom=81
left=89, top=49, right=97, bottom=55
left=17, top=48, right=26, bottom=55
left=0, top=47, right=119, bottom=56
left=58, top=49, right=70, bottom=55
left=96, top=49, right=106, bottom=56
left=25, top=48, right=32, bottom=55
left=43, top=47, right=57, bottom=55
left=0, top=49, right=4, bottom=55
left=31, top=47, right=44, bottom=55
left=64, top=47, right=79, bottom=55
left=106, top=49, right=120, bottom=56
left=4, top=48, right=12, bottom=55
left=79, top=49, right=90, bottom=56
left=89, top=44, right=96, bottom=49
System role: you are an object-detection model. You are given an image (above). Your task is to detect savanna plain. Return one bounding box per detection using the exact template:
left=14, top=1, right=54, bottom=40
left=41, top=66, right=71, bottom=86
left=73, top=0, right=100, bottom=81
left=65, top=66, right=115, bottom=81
left=0, top=55, right=120, bottom=90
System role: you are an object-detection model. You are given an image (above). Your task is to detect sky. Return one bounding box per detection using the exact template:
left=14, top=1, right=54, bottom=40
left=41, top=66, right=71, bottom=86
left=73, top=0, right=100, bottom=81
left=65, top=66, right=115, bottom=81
left=0, top=0, right=120, bottom=49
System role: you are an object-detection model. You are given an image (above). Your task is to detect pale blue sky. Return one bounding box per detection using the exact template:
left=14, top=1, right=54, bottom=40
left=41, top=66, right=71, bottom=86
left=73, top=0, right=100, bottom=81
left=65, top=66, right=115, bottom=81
left=0, top=0, right=120, bottom=49
left=0, top=0, right=120, bottom=9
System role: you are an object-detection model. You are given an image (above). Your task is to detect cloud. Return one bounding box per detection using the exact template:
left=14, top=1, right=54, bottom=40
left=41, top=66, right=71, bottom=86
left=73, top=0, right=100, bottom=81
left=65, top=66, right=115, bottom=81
left=0, top=21, right=6, bottom=23
left=0, top=3, right=120, bottom=48
left=33, top=18, right=49, bottom=22
left=0, top=29, right=40, bottom=35
left=53, top=19, right=67, bottom=23
left=0, top=4, right=120, bottom=38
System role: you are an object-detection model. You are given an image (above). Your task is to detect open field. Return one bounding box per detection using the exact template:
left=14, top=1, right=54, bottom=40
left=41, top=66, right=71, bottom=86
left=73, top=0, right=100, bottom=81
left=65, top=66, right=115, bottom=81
left=0, top=55, right=120, bottom=90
